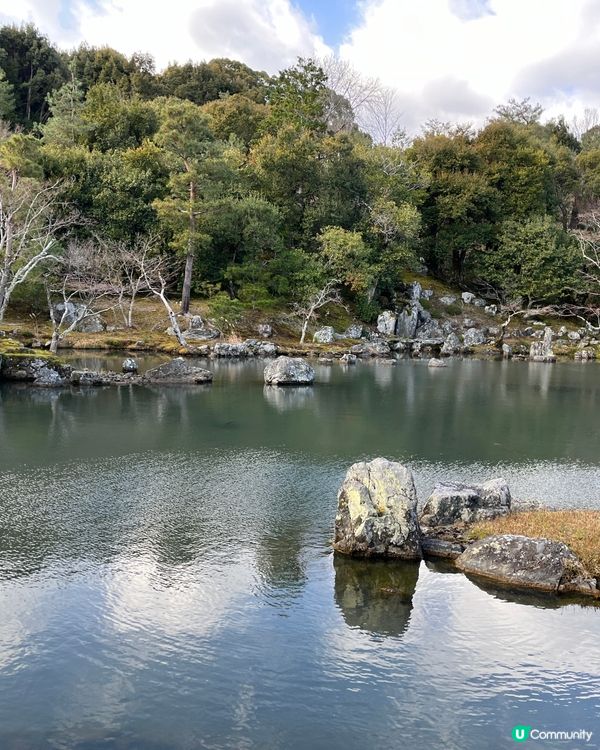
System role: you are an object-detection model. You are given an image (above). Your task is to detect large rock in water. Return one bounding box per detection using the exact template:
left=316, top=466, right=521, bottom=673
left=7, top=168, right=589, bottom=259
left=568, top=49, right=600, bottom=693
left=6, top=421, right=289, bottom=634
left=264, top=356, right=315, bottom=385
left=333, top=458, right=422, bottom=559
left=456, top=535, right=598, bottom=595
left=144, top=357, right=213, bottom=384
left=420, top=479, right=511, bottom=527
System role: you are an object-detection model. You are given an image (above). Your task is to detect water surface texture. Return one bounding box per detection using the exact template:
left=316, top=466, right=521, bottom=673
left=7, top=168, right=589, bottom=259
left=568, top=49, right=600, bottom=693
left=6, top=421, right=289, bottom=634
left=1, top=358, right=599, bottom=749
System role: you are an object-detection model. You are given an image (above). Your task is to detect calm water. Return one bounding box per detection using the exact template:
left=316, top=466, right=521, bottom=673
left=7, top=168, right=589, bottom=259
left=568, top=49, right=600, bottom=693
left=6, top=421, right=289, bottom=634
left=1, top=358, right=599, bottom=749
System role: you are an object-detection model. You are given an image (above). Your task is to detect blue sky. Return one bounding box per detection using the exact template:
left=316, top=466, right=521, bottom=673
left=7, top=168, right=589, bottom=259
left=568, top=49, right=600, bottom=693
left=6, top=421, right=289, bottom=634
left=295, top=0, right=360, bottom=46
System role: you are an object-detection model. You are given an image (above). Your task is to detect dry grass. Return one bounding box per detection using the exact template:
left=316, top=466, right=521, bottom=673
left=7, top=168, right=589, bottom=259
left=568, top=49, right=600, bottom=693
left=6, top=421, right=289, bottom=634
left=470, top=510, right=600, bottom=579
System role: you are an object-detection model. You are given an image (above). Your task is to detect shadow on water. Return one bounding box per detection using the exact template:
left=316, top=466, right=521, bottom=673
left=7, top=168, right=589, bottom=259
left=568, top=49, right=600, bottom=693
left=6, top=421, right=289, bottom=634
left=333, top=553, right=420, bottom=637
left=426, top=557, right=600, bottom=609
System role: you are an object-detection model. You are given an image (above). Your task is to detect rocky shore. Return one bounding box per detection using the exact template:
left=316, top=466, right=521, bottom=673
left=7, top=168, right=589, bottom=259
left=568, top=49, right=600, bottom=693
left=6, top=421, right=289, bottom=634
left=333, top=457, right=600, bottom=600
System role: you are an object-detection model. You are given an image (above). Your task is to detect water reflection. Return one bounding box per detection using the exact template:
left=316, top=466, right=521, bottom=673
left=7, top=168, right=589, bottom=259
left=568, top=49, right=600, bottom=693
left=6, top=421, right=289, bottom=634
left=333, top=554, right=419, bottom=637
left=263, top=385, right=315, bottom=412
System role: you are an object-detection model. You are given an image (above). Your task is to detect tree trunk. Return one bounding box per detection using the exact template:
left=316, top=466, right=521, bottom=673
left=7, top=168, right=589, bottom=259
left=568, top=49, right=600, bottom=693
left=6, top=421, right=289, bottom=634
left=181, top=180, right=196, bottom=315
left=49, top=330, right=60, bottom=354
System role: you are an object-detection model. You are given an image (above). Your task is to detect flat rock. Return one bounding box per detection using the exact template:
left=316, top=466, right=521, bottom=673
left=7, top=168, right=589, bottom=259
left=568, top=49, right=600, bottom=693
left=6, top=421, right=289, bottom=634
left=420, top=478, right=511, bottom=527
left=456, top=534, right=598, bottom=595
left=144, top=357, right=213, bottom=384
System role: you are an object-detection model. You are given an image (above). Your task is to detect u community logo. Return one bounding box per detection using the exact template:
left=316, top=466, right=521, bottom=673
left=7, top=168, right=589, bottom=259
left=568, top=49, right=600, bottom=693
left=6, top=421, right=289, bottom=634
left=512, top=725, right=594, bottom=743
left=513, top=726, right=531, bottom=743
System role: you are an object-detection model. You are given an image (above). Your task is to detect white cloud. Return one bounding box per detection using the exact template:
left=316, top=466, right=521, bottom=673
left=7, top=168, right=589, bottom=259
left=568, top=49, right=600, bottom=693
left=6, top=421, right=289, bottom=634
left=340, top=0, right=600, bottom=131
left=0, top=0, right=330, bottom=72
left=1, top=0, right=599, bottom=132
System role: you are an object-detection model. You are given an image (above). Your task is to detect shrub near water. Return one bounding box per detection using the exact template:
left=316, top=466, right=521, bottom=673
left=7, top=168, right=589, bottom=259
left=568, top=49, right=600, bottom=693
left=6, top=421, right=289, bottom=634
left=470, top=511, right=600, bottom=579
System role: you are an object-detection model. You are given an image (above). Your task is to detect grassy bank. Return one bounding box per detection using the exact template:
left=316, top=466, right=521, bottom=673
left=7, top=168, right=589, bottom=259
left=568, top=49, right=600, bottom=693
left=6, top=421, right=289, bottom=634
left=470, top=510, right=600, bottom=579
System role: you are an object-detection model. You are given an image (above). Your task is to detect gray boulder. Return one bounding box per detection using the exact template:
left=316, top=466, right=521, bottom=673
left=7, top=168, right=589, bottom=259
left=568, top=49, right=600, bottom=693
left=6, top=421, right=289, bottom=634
left=264, top=356, right=315, bottom=385
left=245, top=340, right=278, bottom=357
left=530, top=327, right=555, bottom=362
left=144, top=357, right=213, bottom=384
left=415, top=318, right=444, bottom=340
left=461, top=292, right=475, bottom=304
left=213, top=343, right=250, bottom=357
left=456, top=535, right=597, bottom=596
left=257, top=323, right=273, bottom=338
left=484, top=305, right=498, bottom=316
left=463, top=328, right=486, bottom=347
left=502, top=343, right=513, bottom=358
left=441, top=332, right=461, bottom=356
left=340, top=353, right=357, bottom=364
left=333, top=458, right=422, bottom=559
left=343, top=323, right=363, bottom=339
left=396, top=305, right=420, bottom=338
left=377, top=310, right=397, bottom=336
left=420, top=478, right=511, bottom=527
left=473, top=298, right=486, bottom=307
left=33, top=366, right=66, bottom=387
left=52, top=302, right=104, bottom=333
left=350, top=341, right=391, bottom=358
left=122, top=358, right=138, bottom=373
left=428, top=358, right=447, bottom=368
left=313, top=326, right=335, bottom=344
left=422, top=289, right=434, bottom=300
left=439, top=295, right=457, bottom=306
left=409, top=281, right=422, bottom=301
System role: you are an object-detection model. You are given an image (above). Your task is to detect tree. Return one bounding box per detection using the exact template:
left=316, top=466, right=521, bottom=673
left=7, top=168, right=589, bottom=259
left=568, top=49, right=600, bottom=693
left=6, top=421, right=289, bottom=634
left=493, top=97, right=543, bottom=126
left=201, top=94, right=267, bottom=146
left=0, top=134, right=75, bottom=320
left=153, top=98, right=234, bottom=314
left=295, top=278, right=344, bottom=344
left=83, top=83, right=158, bottom=151
left=0, top=68, right=15, bottom=121
left=0, top=24, right=66, bottom=125
left=40, top=69, right=89, bottom=147
left=317, top=226, right=373, bottom=295
left=472, top=216, right=579, bottom=305
left=44, top=240, right=116, bottom=353
left=265, top=58, right=327, bottom=133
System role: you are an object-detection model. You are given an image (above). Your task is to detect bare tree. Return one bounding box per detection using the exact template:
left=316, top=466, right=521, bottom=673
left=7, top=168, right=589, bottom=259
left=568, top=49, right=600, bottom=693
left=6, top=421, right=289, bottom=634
left=105, top=235, right=167, bottom=328
left=360, top=87, right=404, bottom=146
left=139, top=251, right=188, bottom=348
left=0, top=176, right=74, bottom=320
left=571, top=108, right=600, bottom=141
left=320, top=57, right=381, bottom=115
left=45, top=241, right=116, bottom=353
left=294, top=279, right=344, bottom=344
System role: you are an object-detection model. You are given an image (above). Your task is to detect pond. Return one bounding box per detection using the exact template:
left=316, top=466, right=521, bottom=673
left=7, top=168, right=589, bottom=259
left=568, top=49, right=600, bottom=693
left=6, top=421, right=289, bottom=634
left=0, top=358, right=599, bottom=749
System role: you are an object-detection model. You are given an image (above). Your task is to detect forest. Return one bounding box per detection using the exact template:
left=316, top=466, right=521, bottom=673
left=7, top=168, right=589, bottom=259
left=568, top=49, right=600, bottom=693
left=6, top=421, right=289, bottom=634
left=1, top=22, right=600, bottom=336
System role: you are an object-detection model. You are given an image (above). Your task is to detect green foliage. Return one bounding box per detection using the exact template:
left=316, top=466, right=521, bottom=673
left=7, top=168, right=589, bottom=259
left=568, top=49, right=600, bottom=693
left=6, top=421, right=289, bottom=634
left=83, top=83, right=158, bottom=151
left=265, top=58, right=327, bottom=133
left=0, top=23, right=67, bottom=126
left=206, top=292, right=245, bottom=332
left=41, top=71, right=89, bottom=147
left=0, top=21, right=594, bottom=327
left=471, top=216, right=580, bottom=303
left=0, top=68, right=15, bottom=120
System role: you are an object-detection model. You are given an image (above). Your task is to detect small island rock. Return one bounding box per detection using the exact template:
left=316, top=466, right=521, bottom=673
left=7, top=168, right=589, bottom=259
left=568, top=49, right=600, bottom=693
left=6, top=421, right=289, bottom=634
left=333, top=458, right=422, bottom=559
left=144, top=357, right=213, bottom=384
left=264, top=356, right=315, bottom=385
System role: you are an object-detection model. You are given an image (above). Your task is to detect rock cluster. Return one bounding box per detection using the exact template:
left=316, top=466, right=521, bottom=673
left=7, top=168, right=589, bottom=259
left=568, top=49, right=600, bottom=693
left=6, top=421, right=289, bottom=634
left=332, top=458, right=598, bottom=598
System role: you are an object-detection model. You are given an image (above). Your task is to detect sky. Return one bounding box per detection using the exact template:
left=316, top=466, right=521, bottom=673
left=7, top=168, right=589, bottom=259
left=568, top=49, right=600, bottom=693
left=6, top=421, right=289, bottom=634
left=1, top=0, right=599, bottom=132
